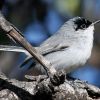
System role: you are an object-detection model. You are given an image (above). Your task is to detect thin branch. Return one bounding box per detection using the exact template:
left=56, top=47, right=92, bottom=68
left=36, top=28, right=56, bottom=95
left=0, top=12, right=56, bottom=77
left=0, top=45, right=29, bottom=55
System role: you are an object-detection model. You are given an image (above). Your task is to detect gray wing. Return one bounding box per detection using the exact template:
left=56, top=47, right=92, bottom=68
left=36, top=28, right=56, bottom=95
left=21, top=30, right=72, bottom=68
left=24, top=33, right=71, bottom=69
left=38, top=43, right=69, bottom=56
left=38, top=31, right=71, bottom=55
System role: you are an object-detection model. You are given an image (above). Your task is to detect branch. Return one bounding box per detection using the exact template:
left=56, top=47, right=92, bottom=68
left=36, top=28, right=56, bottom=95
left=0, top=12, right=56, bottom=77
left=0, top=72, right=100, bottom=100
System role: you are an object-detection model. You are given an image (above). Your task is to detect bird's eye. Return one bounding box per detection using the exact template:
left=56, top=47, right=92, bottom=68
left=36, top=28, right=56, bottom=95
left=80, top=24, right=86, bottom=29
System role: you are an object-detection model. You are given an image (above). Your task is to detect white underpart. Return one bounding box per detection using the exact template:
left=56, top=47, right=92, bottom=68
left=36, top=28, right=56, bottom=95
left=43, top=26, right=94, bottom=73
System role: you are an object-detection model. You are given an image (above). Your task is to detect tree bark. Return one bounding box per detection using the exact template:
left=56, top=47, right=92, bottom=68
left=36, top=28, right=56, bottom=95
left=0, top=72, right=99, bottom=100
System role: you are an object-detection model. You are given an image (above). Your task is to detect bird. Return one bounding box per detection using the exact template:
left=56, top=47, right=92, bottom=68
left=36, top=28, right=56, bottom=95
left=0, top=17, right=100, bottom=76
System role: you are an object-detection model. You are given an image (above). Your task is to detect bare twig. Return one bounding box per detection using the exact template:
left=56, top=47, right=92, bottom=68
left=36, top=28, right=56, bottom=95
left=0, top=12, right=56, bottom=77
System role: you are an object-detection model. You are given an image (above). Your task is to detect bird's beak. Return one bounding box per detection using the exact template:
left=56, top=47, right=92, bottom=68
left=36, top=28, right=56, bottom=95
left=91, top=20, right=100, bottom=26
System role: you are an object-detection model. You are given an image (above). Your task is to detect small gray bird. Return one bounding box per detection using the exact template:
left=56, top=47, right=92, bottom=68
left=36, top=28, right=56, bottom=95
left=0, top=17, right=100, bottom=75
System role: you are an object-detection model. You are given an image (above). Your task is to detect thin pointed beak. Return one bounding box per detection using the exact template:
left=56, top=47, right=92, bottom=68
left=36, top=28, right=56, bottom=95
left=91, top=20, right=100, bottom=26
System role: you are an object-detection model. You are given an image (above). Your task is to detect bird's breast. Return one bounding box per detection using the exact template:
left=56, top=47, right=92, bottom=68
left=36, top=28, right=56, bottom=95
left=45, top=36, right=93, bottom=73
